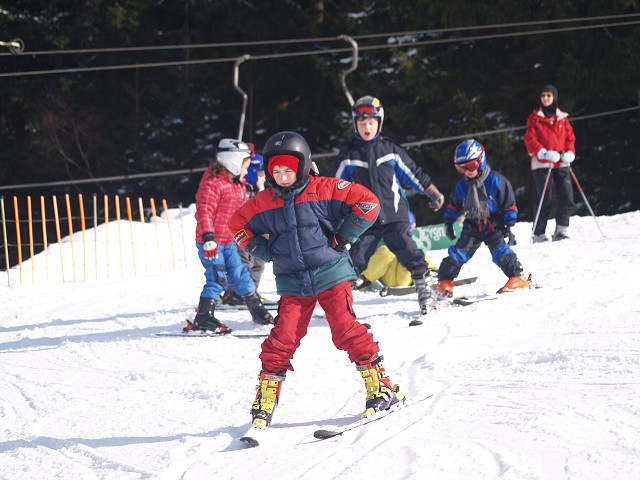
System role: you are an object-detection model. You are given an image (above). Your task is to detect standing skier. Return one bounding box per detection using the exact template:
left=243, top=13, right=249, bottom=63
left=328, top=95, right=445, bottom=315
left=220, top=144, right=268, bottom=306
left=229, top=131, right=405, bottom=430
left=186, top=138, right=273, bottom=334
left=436, top=139, right=533, bottom=298
left=524, top=84, right=577, bottom=242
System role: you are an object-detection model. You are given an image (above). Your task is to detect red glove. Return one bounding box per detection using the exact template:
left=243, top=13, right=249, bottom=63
left=202, top=233, right=218, bottom=260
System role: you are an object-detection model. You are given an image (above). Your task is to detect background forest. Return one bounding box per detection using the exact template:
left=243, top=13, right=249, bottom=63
left=1, top=0, right=639, bottom=266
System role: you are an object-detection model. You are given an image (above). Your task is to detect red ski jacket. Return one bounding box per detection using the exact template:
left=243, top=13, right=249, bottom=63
left=524, top=108, right=576, bottom=170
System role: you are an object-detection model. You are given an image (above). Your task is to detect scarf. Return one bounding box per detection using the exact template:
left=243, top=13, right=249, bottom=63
left=463, top=165, right=491, bottom=222
left=541, top=102, right=557, bottom=118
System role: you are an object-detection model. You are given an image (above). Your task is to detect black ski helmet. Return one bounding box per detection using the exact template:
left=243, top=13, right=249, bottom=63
left=262, top=131, right=313, bottom=188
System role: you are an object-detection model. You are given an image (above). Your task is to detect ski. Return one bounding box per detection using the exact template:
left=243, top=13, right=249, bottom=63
left=379, top=276, right=478, bottom=297
left=154, top=329, right=269, bottom=338
left=452, top=275, right=542, bottom=306
left=216, top=302, right=278, bottom=312
left=452, top=294, right=499, bottom=306
left=239, top=423, right=268, bottom=447
left=313, top=394, right=434, bottom=440
left=408, top=299, right=440, bottom=326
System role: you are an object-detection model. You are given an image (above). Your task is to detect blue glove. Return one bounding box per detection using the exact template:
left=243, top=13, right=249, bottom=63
left=445, top=223, right=456, bottom=241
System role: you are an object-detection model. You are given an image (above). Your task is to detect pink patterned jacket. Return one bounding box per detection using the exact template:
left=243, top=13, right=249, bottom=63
left=195, top=171, right=247, bottom=245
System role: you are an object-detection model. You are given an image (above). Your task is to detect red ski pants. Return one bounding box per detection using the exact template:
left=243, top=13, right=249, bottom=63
left=259, top=281, right=379, bottom=372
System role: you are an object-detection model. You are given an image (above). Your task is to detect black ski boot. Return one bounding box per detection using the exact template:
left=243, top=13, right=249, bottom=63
left=221, top=289, right=245, bottom=306
left=412, top=266, right=435, bottom=317
left=184, top=297, right=231, bottom=334
left=244, top=291, right=274, bottom=325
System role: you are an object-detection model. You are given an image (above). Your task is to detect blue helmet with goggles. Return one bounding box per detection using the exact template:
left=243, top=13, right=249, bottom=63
left=454, top=139, right=486, bottom=174
left=352, top=96, right=384, bottom=139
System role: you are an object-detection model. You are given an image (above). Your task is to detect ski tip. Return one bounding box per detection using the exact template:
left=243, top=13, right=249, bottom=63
left=313, top=429, right=341, bottom=440
left=239, top=436, right=260, bottom=448
left=408, top=319, right=423, bottom=327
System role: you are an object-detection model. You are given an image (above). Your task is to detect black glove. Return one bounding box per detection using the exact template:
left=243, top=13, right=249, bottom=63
left=330, top=233, right=350, bottom=251
left=502, top=222, right=515, bottom=238
left=445, top=223, right=456, bottom=241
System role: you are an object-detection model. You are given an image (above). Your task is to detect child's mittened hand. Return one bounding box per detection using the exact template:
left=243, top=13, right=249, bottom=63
left=202, top=233, right=218, bottom=260
left=425, top=184, right=444, bottom=211
left=330, top=233, right=350, bottom=251
left=445, top=223, right=456, bottom=240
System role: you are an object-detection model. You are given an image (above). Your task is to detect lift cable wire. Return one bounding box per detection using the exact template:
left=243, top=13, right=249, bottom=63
left=1, top=105, right=638, bottom=192
left=1, top=17, right=639, bottom=78
left=1, top=12, right=638, bottom=57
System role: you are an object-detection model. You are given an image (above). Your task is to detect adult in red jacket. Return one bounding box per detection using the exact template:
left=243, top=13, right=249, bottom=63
left=230, top=131, right=405, bottom=430
left=524, top=84, right=577, bottom=242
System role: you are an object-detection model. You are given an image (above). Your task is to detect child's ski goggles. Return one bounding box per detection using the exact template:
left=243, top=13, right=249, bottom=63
left=353, top=103, right=381, bottom=117
left=455, top=159, right=481, bottom=173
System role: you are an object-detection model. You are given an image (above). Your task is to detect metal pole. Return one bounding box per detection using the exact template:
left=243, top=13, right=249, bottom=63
left=338, top=35, right=358, bottom=107
left=0, top=38, right=24, bottom=54
left=233, top=54, right=251, bottom=141
left=569, top=167, right=606, bottom=238
left=531, top=164, right=554, bottom=240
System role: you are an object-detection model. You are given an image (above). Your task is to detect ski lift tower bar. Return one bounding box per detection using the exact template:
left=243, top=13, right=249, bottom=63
left=1, top=38, right=24, bottom=54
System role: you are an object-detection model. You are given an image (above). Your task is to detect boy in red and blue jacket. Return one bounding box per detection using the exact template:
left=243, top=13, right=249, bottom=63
left=229, top=131, right=405, bottom=431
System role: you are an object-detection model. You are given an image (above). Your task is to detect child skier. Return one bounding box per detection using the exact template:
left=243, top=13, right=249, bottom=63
left=329, top=95, right=445, bottom=316
left=186, top=138, right=273, bottom=334
left=229, top=131, right=405, bottom=430
left=436, top=139, right=532, bottom=298
left=220, top=144, right=268, bottom=306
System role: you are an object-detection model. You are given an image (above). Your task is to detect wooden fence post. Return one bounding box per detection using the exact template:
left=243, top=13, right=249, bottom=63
left=52, top=196, right=65, bottom=283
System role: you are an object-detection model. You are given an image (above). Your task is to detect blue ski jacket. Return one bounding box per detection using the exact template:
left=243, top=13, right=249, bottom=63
left=329, top=136, right=436, bottom=225
left=229, top=176, right=380, bottom=297
left=444, top=164, right=518, bottom=230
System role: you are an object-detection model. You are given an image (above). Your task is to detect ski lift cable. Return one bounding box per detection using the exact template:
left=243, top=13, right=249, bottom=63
left=1, top=105, right=638, bottom=190
left=3, top=17, right=638, bottom=79
left=1, top=12, right=638, bottom=57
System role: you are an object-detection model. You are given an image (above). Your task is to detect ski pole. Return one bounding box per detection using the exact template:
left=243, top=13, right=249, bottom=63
left=569, top=167, right=606, bottom=238
left=531, top=163, right=553, bottom=240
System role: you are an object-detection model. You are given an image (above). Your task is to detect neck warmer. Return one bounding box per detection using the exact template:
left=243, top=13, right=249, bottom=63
left=463, top=165, right=491, bottom=222
left=541, top=102, right=557, bottom=118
